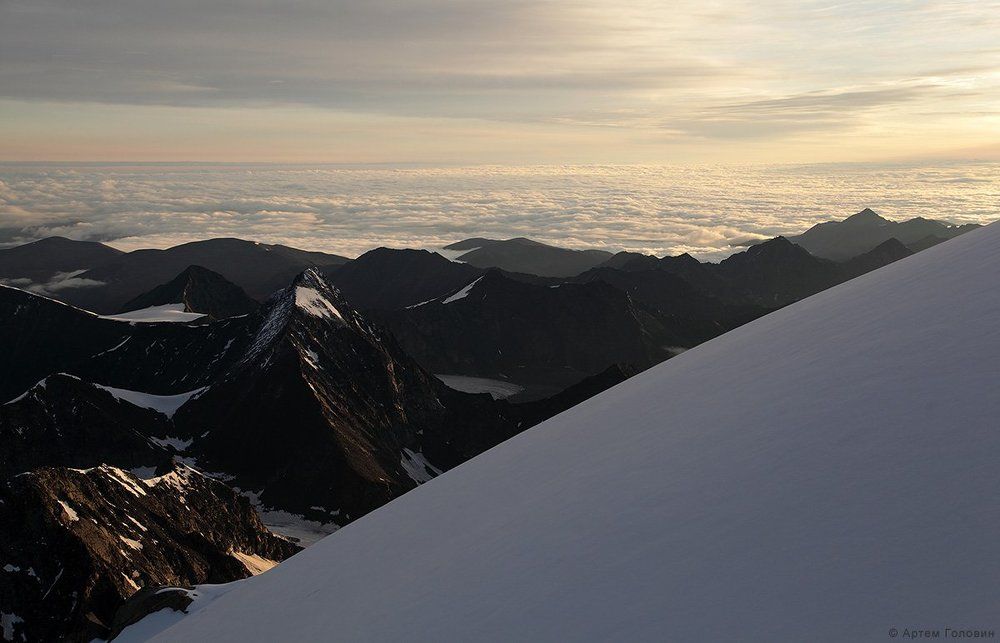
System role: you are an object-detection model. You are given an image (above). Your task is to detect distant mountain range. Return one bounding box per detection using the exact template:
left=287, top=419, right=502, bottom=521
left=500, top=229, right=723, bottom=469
left=0, top=238, right=348, bottom=313
left=787, top=208, right=979, bottom=260
left=0, top=208, right=985, bottom=640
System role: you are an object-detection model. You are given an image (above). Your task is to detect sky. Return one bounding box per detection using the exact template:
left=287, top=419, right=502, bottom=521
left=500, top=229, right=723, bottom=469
left=1, top=0, right=999, bottom=164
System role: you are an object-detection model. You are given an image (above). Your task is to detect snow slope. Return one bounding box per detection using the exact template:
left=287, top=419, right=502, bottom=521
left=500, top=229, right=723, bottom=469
left=141, top=223, right=1000, bottom=642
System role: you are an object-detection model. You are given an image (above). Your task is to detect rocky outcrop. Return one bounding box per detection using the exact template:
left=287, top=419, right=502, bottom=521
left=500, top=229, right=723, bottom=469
left=0, top=464, right=299, bottom=642
left=0, top=374, right=174, bottom=478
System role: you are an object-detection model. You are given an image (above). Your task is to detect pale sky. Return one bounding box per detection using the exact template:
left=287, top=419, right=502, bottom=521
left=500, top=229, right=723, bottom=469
left=1, top=0, right=999, bottom=164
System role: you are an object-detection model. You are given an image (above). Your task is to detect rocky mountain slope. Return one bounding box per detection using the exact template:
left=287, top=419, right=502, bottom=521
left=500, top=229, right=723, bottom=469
left=327, top=247, right=483, bottom=310
left=0, top=284, right=255, bottom=402
left=0, top=464, right=298, bottom=642
left=0, top=373, right=175, bottom=478
left=172, top=269, right=520, bottom=518
left=134, top=223, right=1000, bottom=642
left=377, top=270, right=675, bottom=398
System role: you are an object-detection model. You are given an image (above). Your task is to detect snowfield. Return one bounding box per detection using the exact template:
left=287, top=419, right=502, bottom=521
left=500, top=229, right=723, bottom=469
left=434, top=374, right=524, bottom=399
left=101, top=304, right=206, bottom=323
left=135, top=223, right=1000, bottom=642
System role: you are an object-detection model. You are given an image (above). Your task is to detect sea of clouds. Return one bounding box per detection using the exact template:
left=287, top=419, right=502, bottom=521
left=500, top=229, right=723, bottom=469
left=1, top=162, right=997, bottom=261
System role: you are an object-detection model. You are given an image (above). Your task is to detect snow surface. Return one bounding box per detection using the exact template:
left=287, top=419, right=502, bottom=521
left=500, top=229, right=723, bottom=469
left=132, top=224, right=1000, bottom=642
left=113, top=585, right=238, bottom=643
left=294, top=286, right=343, bottom=320
left=101, top=304, right=206, bottom=323
left=434, top=374, right=524, bottom=399
left=441, top=276, right=483, bottom=303
left=238, top=489, right=339, bottom=547
left=92, top=384, right=208, bottom=419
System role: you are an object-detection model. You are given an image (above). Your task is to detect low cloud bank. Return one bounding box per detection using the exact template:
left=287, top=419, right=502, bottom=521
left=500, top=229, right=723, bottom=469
left=0, top=163, right=996, bottom=261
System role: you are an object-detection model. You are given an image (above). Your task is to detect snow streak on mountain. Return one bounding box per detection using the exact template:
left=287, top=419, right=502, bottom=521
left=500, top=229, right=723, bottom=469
left=139, top=223, right=999, bottom=642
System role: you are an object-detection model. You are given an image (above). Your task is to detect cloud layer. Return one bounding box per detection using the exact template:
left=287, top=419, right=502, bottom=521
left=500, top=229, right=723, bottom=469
left=1, top=163, right=996, bottom=261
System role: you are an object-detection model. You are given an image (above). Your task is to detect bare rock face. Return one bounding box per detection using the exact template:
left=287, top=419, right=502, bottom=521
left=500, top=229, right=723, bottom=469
left=0, top=373, right=174, bottom=479
left=0, top=464, right=299, bottom=642
left=174, top=269, right=521, bottom=521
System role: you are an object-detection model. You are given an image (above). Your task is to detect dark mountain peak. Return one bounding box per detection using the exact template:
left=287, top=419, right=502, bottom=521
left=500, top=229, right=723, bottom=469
left=663, top=251, right=702, bottom=267
left=14, top=236, right=121, bottom=253
left=444, top=238, right=614, bottom=277
left=869, top=237, right=910, bottom=254
left=291, top=267, right=350, bottom=304
left=354, top=246, right=455, bottom=269
left=328, top=247, right=483, bottom=311
left=246, top=270, right=357, bottom=357
left=118, top=264, right=258, bottom=319
left=839, top=237, right=914, bottom=279
left=742, top=236, right=810, bottom=260
left=843, top=208, right=890, bottom=225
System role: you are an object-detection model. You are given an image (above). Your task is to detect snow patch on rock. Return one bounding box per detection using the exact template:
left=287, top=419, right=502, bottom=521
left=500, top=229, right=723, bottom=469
left=295, top=287, right=343, bottom=321
left=442, top=276, right=484, bottom=304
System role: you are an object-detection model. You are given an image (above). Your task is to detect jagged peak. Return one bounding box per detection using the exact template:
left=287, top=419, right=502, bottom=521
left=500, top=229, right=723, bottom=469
left=242, top=269, right=377, bottom=366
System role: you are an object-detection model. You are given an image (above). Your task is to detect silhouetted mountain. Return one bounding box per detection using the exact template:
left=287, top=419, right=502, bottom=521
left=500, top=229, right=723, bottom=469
left=840, top=238, right=914, bottom=279
left=0, top=237, right=123, bottom=286
left=328, top=248, right=483, bottom=310
left=49, top=238, right=348, bottom=313
left=907, top=234, right=948, bottom=252
left=377, top=270, right=675, bottom=398
left=597, top=251, right=658, bottom=270
left=716, top=236, right=843, bottom=306
left=119, top=265, right=259, bottom=319
left=570, top=265, right=767, bottom=330
left=789, top=208, right=979, bottom=260
left=443, top=237, right=612, bottom=277
left=0, top=464, right=298, bottom=642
